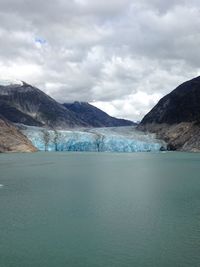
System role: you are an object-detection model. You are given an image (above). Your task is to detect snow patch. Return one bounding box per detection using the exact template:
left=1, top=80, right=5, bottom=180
left=0, top=79, right=23, bottom=86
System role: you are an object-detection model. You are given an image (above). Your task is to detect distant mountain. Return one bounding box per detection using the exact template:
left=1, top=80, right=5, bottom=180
left=0, top=82, right=88, bottom=128
left=0, top=81, right=135, bottom=129
left=139, top=76, right=200, bottom=151
left=0, top=115, right=37, bottom=152
left=63, top=101, right=135, bottom=127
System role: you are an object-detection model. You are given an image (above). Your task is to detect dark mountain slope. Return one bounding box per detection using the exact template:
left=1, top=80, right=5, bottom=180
left=141, top=76, right=200, bottom=125
left=139, top=76, right=200, bottom=151
left=0, top=82, right=87, bottom=128
left=63, top=101, right=135, bottom=127
left=0, top=100, right=42, bottom=126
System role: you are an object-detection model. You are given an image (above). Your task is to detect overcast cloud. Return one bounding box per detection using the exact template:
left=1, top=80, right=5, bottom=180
left=0, top=0, right=200, bottom=120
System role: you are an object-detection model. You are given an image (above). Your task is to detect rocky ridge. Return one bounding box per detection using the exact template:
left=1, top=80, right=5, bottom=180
left=0, top=82, right=134, bottom=129
left=0, top=82, right=88, bottom=128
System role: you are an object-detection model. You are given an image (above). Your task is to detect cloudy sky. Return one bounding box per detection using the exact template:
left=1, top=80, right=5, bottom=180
left=1, top=0, right=200, bottom=120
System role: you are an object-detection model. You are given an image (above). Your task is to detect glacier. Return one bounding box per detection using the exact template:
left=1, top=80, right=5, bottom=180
left=21, top=126, right=166, bottom=152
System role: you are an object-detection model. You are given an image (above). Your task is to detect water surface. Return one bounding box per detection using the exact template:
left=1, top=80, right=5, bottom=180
left=0, top=152, right=200, bottom=267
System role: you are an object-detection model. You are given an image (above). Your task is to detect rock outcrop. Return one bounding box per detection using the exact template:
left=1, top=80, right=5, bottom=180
left=0, top=116, right=37, bottom=152
left=139, top=76, right=200, bottom=151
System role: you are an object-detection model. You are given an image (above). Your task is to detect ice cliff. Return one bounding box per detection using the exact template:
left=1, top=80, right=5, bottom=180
left=21, top=126, right=166, bottom=152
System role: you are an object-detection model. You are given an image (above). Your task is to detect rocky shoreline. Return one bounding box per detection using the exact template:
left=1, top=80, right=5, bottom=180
left=138, top=122, right=200, bottom=152
left=0, top=117, right=37, bottom=153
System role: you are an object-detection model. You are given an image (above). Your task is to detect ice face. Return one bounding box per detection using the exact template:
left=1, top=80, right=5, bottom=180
left=21, top=126, right=166, bottom=152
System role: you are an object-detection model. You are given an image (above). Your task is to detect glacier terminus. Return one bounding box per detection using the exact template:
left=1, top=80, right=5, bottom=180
left=21, top=126, right=166, bottom=152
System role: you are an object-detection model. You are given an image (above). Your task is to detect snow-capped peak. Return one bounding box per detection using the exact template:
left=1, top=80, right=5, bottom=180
left=0, top=79, right=23, bottom=86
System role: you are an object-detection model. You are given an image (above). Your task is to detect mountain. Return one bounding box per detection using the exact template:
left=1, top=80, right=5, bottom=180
left=63, top=101, right=135, bottom=127
left=0, top=81, right=134, bottom=129
left=139, top=76, right=200, bottom=151
left=0, top=82, right=88, bottom=128
left=141, top=76, right=200, bottom=124
left=0, top=115, right=37, bottom=152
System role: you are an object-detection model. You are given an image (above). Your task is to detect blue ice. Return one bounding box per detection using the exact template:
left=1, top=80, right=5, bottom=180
left=22, top=126, right=166, bottom=152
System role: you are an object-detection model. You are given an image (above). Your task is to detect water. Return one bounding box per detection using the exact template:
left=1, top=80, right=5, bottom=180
left=0, top=152, right=200, bottom=267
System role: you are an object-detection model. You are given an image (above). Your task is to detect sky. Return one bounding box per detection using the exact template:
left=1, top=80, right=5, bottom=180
left=0, top=0, right=200, bottom=121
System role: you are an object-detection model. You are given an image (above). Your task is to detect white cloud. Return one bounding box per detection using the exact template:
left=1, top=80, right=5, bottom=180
left=0, top=0, right=200, bottom=120
left=92, top=91, right=162, bottom=121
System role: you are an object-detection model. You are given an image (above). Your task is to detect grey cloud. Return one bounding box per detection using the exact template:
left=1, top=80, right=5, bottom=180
left=0, top=0, right=200, bottom=120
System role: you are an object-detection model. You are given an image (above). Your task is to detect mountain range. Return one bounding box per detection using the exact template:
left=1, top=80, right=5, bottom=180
left=1, top=76, right=200, bottom=152
left=63, top=101, right=135, bottom=127
left=0, top=81, right=134, bottom=152
left=0, top=82, right=134, bottom=129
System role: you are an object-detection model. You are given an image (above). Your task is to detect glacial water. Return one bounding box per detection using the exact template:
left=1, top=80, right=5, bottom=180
left=21, top=126, right=166, bottom=152
left=0, top=152, right=200, bottom=267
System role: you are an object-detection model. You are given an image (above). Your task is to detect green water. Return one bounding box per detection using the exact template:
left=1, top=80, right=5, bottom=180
left=0, top=152, right=200, bottom=267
